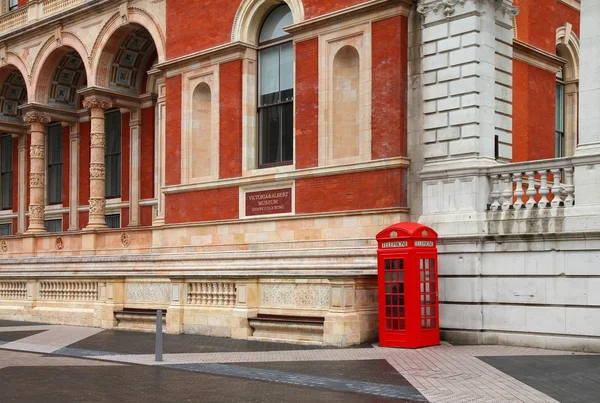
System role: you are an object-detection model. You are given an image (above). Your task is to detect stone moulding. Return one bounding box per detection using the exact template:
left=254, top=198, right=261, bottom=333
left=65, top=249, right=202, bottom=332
left=248, top=319, right=324, bottom=343
left=417, top=0, right=519, bottom=17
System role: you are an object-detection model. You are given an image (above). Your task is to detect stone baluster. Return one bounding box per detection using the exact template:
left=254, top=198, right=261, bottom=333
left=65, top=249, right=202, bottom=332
left=23, top=114, right=51, bottom=233
left=564, top=167, right=575, bottom=207
left=525, top=171, right=537, bottom=209
left=550, top=168, right=563, bottom=208
left=82, top=98, right=113, bottom=229
left=501, top=174, right=513, bottom=211
left=490, top=175, right=501, bottom=211
left=538, top=170, right=550, bottom=208
left=513, top=172, right=525, bottom=210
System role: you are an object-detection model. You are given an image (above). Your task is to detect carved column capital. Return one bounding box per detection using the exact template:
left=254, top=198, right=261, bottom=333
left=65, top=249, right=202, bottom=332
left=23, top=113, right=51, bottom=125
left=82, top=98, right=113, bottom=110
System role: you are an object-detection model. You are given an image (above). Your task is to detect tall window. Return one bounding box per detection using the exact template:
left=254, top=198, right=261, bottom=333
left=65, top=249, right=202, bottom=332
left=555, top=68, right=565, bottom=158
left=1, top=135, right=12, bottom=209
left=8, top=0, right=17, bottom=11
left=105, top=110, right=122, bottom=198
left=258, top=5, right=294, bottom=168
left=47, top=125, right=63, bottom=204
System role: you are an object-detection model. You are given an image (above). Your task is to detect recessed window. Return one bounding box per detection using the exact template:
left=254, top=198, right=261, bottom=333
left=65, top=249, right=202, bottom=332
left=0, top=222, right=11, bottom=236
left=47, top=124, right=63, bottom=205
left=105, top=110, right=122, bottom=198
left=1, top=135, right=13, bottom=210
left=44, top=219, right=62, bottom=233
left=105, top=214, right=120, bottom=229
left=555, top=68, right=565, bottom=158
left=257, top=5, right=294, bottom=168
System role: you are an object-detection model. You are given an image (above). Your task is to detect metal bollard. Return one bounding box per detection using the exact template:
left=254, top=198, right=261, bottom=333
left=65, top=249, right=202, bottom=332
left=155, top=310, right=163, bottom=362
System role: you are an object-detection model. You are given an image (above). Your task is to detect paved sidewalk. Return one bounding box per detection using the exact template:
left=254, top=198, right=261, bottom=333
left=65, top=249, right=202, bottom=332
left=0, top=320, right=598, bottom=402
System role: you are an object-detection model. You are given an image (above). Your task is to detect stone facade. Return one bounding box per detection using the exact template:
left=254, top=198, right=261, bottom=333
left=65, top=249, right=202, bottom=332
left=0, top=0, right=598, bottom=351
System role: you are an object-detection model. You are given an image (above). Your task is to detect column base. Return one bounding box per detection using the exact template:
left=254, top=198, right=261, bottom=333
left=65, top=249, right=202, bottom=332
left=25, top=225, right=46, bottom=234
left=152, top=215, right=165, bottom=226
left=84, top=223, right=107, bottom=230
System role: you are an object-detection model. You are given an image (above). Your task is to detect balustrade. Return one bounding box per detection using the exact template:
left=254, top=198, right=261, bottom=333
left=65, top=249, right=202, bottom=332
left=0, top=281, right=27, bottom=299
left=187, top=282, right=236, bottom=306
left=0, top=0, right=87, bottom=36
left=38, top=281, right=98, bottom=301
left=43, top=0, right=86, bottom=16
left=489, top=163, right=575, bottom=211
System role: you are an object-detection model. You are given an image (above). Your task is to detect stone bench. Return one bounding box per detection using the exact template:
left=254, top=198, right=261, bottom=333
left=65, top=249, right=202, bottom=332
left=114, top=308, right=166, bottom=332
left=248, top=314, right=325, bottom=345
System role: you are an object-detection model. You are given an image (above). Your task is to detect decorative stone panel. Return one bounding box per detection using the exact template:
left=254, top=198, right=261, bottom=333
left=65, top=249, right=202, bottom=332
left=125, top=282, right=171, bottom=304
left=260, top=283, right=330, bottom=309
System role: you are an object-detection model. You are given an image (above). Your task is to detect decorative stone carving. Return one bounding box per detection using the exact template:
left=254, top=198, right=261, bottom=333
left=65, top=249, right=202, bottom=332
left=0, top=240, right=7, bottom=252
left=126, top=283, right=171, bottom=303
left=120, top=232, right=131, bottom=247
left=89, top=198, right=106, bottom=214
left=29, top=172, right=44, bottom=188
left=55, top=237, right=64, bottom=250
left=82, top=99, right=113, bottom=110
left=39, top=281, right=98, bottom=301
left=417, top=0, right=518, bottom=17
left=23, top=114, right=51, bottom=125
left=29, top=205, right=44, bottom=220
left=90, top=132, right=106, bottom=147
left=89, top=164, right=105, bottom=179
left=0, top=281, right=27, bottom=299
left=261, top=284, right=330, bottom=309
left=187, top=282, right=236, bottom=306
left=30, top=145, right=44, bottom=158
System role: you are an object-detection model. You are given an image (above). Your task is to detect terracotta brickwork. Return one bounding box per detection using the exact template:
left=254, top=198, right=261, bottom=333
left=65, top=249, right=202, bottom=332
left=165, top=75, right=182, bottom=186
left=295, top=38, right=319, bottom=169
left=141, top=107, right=155, bottom=200
left=166, top=187, right=239, bottom=224
left=219, top=60, right=243, bottom=179
left=371, top=15, right=408, bottom=159
left=121, top=112, right=131, bottom=203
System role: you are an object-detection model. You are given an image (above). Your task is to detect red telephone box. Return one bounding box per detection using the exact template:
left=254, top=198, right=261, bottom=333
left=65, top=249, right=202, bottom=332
left=376, top=222, right=439, bottom=348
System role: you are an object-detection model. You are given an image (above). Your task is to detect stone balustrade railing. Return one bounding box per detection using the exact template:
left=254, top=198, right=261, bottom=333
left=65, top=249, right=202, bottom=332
left=187, top=282, right=236, bottom=306
left=488, top=160, right=575, bottom=211
left=0, top=0, right=87, bottom=35
left=0, top=281, right=27, bottom=299
left=39, top=281, right=98, bottom=301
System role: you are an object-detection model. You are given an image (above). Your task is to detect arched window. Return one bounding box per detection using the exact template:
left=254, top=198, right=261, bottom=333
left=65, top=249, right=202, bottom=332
left=257, top=5, right=294, bottom=168
left=555, top=26, right=580, bottom=158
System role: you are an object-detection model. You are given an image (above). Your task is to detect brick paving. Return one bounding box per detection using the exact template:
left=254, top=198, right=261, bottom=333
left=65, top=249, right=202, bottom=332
left=1, top=321, right=599, bottom=402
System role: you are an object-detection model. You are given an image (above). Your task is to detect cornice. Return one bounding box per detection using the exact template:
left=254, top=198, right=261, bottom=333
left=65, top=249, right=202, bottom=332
left=513, top=39, right=566, bottom=74
left=557, top=0, right=580, bottom=12
left=0, top=117, right=28, bottom=134
left=77, top=86, right=157, bottom=110
left=417, top=0, right=518, bottom=17
left=285, top=0, right=413, bottom=36
left=153, top=42, right=250, bottom=76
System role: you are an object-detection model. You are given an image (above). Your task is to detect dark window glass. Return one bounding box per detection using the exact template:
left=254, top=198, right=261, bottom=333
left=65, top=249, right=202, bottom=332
left=105, top=110, right=122, bottom=198
left=1, top=135, right=13, bottom=209
left=47, top=125, right=63, bottom=204
left=0, top=222, right=11, bottom=236
left=257, top=6, right=293, bottom=167
left=44, top=219, right=62, bottom=233
left=555, top=80, right=565, bottom=158
left=8, top=0, right=17, bottom=11
left=105, top=214, right=120, bottom=229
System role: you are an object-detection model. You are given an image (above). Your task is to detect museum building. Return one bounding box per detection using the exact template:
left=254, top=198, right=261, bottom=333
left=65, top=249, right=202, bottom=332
left=0, top=0, right=599, bottom=352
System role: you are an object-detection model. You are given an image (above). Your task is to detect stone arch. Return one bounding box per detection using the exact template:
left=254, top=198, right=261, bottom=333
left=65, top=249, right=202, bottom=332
left=332, top=45, right=360, bottom=160
left=31, top=34, right=90, bottom=104
left=4, top=52, right=32, bottom=101
left=0, top=66, right=28, bottom=117
left=556, top=24, right=580, bottom=82
left=91, top=8, right=165, bottom=87
left=231, top=0, right=304, bottom=45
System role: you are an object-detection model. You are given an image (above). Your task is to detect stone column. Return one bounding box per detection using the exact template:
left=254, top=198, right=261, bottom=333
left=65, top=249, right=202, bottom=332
left=129, top=108, right=141, bottom=227
left=69, top=123, right=80, bottom=230
left=153, top=79, right=166, bottom=226
left=23, top=114, right=51, bottom=233
left=83, top=98, right=113, bottom=230
left=577, top=0, right=600, bottom=155
left=17, top=134, right=28, bottom=233
left=414, top=0, right=518, bottom=236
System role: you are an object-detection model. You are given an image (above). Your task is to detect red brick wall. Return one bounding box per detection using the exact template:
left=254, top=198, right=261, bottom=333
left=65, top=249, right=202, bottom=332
left=295, top=39, right=319, bottom=169
left=165, top=75, right=182, bottom=185
left=166, top=187, right=239, bottom=224
left=372, top=15, right=408, bottom=159
left=140, top=206, right=153, bottom=227
left=512, top=60, right=556, bottom=162
left=17, top=0, right=27, bottom=7
left=11, top=217, right=17, bottom=235
left=167, top=0, right=370, bottom=59
left=62, top=126, right=70, bottom=208
left=121, top=112, right=130, bottom=202
left=296, top=168, right=407, bottom=214
left=121, top=207, right=129, bottom=228
left=79, top=211, right=88, bottom=229
left=141, top=107, right=155, bottom=199
left=219, top=60, right=243, bottom=178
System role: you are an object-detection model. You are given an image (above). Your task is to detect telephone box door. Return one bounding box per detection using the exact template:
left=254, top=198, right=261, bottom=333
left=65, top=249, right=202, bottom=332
left=416, top=254, right=440, bottom=346
left=379, top=254, right=409, bottom=346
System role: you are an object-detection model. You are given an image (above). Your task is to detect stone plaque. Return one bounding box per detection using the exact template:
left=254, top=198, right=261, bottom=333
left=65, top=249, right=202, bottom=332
left=245, top=188, right=292, bottom=216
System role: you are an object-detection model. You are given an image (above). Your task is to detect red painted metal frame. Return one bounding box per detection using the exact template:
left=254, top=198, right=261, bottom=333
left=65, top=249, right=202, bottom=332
left=376, top=222, right=440, bottom=348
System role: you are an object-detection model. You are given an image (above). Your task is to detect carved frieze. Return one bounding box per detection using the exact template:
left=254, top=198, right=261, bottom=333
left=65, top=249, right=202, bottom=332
left=29, top=173, right=44, bottom=188
left=29, top=205, right=44, bottom=220
left=23, top=114, right=51, bottom=125
left=90, top=163, right=106, bottom=179
left=261, top=284, right=330, bottom=309
left=82, top=99, right=113, bottom=110
left=90, top=132, right=106, bottom=147
left=30, top=145, right=44, bottom=159
left=417, top=0, right=518, bottom=17
left=88, top=198, right=106, bottom=214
